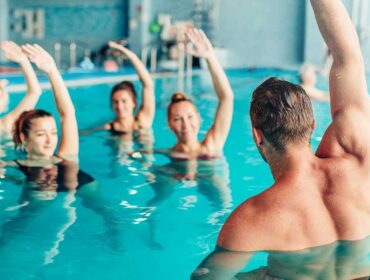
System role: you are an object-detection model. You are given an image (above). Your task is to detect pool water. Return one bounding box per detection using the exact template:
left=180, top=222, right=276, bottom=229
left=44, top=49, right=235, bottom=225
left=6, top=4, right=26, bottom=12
left=0, top=69, right=332, bottom=279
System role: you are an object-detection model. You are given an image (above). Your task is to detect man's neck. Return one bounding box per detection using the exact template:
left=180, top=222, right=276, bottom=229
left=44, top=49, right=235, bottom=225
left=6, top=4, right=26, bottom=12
left=267, top=144, right=315, bottom=181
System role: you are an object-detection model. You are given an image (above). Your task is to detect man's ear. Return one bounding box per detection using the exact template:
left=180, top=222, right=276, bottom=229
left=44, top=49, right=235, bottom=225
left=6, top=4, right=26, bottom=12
left=252, top=127, right=264, bottom=146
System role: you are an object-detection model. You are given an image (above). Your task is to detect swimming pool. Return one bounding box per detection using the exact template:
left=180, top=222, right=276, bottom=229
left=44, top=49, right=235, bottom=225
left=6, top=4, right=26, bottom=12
left=0, top=68, right=332, bottom=279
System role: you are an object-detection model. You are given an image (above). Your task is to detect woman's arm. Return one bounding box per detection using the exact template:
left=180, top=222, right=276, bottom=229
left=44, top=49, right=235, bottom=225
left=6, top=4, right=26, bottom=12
left=22, top=44, right=79, bottom=160
left=186, top=29, right=234, bottom=151
left=0, top=79, right=9, bottom=114
left=0, top=41, right=42, bottom=132
left=109, top=41, right=155, bottom=128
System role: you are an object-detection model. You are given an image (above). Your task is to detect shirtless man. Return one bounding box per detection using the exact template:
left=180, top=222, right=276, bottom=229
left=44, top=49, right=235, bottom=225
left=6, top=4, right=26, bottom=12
left=191, top=0, right=370, bottom=278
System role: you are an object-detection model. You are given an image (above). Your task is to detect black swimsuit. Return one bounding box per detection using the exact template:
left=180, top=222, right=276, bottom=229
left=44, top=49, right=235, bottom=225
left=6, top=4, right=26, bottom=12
left=15, top=159, right=95, bottom=192
left=108, top=122, right=130, bottom=136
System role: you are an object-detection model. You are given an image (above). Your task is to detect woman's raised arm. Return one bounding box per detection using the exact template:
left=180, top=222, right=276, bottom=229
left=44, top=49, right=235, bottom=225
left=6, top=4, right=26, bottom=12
left=0, top=41, right=42, bottom=133
left=109, top=41, right=155, bottom=128
left=186, top=29, right=234, bottom=151
left=22, top=44, right=78, bottom=160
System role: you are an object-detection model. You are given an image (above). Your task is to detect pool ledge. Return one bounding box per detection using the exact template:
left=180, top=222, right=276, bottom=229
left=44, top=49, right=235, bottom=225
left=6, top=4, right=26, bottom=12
left=6, top=69, right=204, bottom=94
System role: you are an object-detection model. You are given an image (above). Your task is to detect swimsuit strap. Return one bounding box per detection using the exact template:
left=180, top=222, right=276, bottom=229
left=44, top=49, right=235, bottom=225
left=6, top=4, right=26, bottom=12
left=108, top=121, right=132, bottom=135
left=134, top=118, right=140, bottom=130
left=14, top=159, right=23, bottom=167
left=109, top=122, right=115, bottom=132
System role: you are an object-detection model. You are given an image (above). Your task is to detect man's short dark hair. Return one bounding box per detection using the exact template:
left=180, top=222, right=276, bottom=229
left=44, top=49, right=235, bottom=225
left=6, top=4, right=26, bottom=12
left=250, top=77, right=314, bottom=151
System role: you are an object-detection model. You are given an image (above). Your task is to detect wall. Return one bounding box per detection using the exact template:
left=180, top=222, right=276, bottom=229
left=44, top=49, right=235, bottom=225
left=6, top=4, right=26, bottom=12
left=357, top=1, right=370, bottom=71
left=304, top=0, right=355, bottom=65
left=304, top=0, right=370, bottom=71
left=149, top=0, right=194, bottom=21
left=3, top=0, right=370, bottom=70
left=0, top=0, right=9, bottom=62
left=303, top=0, right=323, bottom=66
left=5, top=0, right=128, bottom=67
left=215, top=0, right=306, bottom=68
left=128, top=0, right=194, bottom=53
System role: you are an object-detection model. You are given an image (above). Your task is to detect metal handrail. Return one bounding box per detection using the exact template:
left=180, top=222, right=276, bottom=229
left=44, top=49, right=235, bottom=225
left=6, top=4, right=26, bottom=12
left=141, top=46, right=158, bottom=72
left=54, top=41, right=91, bottom=69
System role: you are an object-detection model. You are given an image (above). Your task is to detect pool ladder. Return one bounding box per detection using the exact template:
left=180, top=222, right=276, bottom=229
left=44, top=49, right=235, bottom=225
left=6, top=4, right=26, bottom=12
left=54, top=41, right=91, bottom=70
left=141, top=46, right=158, bottom=72
left=141, top=44, right=193, bottom=91
left=177, top=43, right=193, bottom=92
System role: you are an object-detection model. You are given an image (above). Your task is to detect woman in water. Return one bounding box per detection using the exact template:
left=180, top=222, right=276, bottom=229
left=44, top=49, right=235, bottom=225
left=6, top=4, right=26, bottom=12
left=0, top=44, right=124, bottom=256
left=88, top=41, right=155, bottom=135
left=0, top=41, right=42, bottom=136
left=166, top=28, right=234, bottom=159
left=126, top=28, right=234, bottom=248
left=13, top=43, right=79, bottom=166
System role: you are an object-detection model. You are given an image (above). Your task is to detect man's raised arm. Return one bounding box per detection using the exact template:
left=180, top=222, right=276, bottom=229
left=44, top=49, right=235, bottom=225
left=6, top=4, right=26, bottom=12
left=311, top=0, right=368, bottom=116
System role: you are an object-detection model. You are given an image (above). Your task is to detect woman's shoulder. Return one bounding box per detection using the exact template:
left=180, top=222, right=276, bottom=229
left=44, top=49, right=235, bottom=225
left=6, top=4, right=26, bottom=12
left=13, top=156, right=64, bottom=167
left=55, top=154, right=78, bottom=163
left=200, top=140, right=223, bottom=157
left=102, top=122, right=113, bottom=130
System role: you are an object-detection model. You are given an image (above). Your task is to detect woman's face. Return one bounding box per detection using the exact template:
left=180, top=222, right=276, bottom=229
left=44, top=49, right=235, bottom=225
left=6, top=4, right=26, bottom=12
left=168, top=101, right=200, bottom=143
left=111, top=90, right=136, bottom=119
left=23, top=117, right=58, bottom=159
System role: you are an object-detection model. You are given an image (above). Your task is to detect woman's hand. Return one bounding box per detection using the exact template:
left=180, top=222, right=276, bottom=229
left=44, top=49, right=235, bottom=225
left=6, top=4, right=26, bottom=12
left=0, top=41, right=28, bottom=63
left=185, top=28, right=214, bottom=59
left=22, top=44, right=57, bottom=73
left=108, top=41, right=129, bottom=53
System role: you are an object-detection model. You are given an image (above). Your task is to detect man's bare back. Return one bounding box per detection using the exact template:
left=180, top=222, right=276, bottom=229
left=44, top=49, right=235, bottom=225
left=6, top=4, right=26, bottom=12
left=219, top=151, right=370, bottom=252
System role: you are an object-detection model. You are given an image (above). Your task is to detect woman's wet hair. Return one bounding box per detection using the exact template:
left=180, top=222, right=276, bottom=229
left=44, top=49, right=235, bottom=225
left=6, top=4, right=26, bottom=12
left=110, top=81, right=137, bottom=105
left=13, top=109, right=53, bottom=149
left=167, top=92, right=197, bottom=119
left=170, top=92, right=191, bottom=103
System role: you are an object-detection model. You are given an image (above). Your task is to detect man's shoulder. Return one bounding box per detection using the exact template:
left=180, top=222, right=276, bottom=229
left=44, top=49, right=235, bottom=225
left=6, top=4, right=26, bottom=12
left=217, top=190, right=290, bottom=252
left=317, top=106, right=370, bottom=161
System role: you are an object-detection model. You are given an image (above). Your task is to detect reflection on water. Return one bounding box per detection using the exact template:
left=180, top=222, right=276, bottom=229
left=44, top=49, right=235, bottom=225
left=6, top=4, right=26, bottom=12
left=137, top=155, right=233, bottom=250
left=43, top=191, right=76, bottom=265
left=0, top=71, right=336, bottom=279
left=103, top=128, right=154, bottom=177
left=97, top=129, right=233, bottom=251
left=0, top=160, right=125, bottom=265
left=146, top=157, right=232, bottom=212
left=192, top=236, right=370, bottom=280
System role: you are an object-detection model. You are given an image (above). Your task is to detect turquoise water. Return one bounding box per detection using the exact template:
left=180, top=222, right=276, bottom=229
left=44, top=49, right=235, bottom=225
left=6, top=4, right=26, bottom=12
left=0, top=69, right=332, bottom=279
